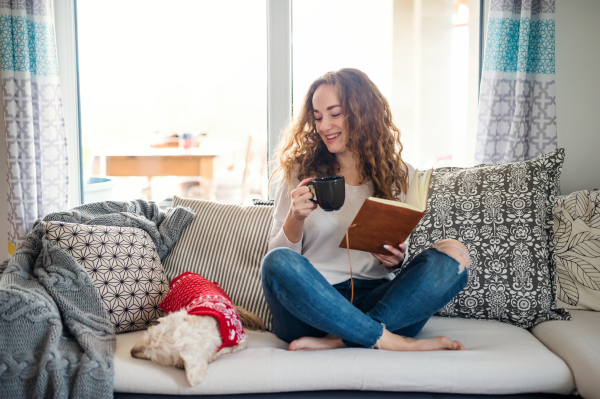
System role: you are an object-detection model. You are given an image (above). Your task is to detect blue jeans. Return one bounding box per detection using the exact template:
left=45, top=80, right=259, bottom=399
left=261, top=247, right=468, bottom=348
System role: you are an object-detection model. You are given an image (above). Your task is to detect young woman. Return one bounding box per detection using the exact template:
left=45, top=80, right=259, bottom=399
left=261, top=68, right=470, bottom=352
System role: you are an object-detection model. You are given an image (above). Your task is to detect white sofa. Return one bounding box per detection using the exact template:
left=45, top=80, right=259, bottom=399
left=112, top=193, right=600, bottom=398
left=113, top=314, right=595, bottom=397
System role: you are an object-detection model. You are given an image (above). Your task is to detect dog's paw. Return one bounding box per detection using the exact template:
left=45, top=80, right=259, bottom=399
left=232, top=337, right=248, bottom=353
left=131, top=336, right=151, bottom=360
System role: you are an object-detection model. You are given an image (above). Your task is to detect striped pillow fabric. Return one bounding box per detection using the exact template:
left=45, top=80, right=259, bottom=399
left=162, top=196, right=275, bottom=331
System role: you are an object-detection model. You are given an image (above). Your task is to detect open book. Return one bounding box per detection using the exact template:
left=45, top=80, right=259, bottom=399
left=339, top=169, right=432, bottom=255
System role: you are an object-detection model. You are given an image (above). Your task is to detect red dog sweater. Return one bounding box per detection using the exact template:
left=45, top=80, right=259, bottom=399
left=159, top=272, right=244, bottom=352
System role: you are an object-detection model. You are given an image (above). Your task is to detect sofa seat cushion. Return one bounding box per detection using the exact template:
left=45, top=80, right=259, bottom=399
left=114, top=316, right=574, bottom=395
left=530, top=310, right=600, bottom=399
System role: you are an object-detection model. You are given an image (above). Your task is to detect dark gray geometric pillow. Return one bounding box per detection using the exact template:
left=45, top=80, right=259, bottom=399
left=252, top=199, right=274, bottom=206
left=42, top=221, right=169, bottom=333
left=402, top=149, right=571, bottom=328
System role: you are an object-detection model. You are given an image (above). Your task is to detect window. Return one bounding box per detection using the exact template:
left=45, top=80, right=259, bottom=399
left=76, top=0, right=268, bottom=205
left=60, top=0, right=481, bottom=206
left=293, top=0, right=480, bottom=168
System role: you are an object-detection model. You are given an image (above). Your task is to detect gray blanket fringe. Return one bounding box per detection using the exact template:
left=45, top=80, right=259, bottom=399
left=0, top=200, right=194, bottom=399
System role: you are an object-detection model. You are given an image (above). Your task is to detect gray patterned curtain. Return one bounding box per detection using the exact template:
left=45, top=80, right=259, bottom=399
left=0, top=0, right=68, bottom=254
left=475, top=0, right=556, bottom=164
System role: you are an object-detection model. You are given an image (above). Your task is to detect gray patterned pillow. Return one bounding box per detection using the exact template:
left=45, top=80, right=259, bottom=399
left=42, top=221, right=169, bottom=333
left=402, top=149, right=571, bottom=328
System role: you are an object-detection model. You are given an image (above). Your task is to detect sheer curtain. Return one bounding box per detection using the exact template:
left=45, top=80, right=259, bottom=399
left=475, top=0, right=556, bottom=164
left=0, top=0, right=68, bottom=253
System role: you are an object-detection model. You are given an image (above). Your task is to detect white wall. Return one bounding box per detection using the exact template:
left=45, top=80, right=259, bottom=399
left=555, top=0, right=600, bottom=194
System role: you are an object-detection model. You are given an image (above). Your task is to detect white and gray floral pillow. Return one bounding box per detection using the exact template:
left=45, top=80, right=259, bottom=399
left=402, top=149, right=570, bottom=328
left=554, top=190, right=600, bottom=310
left=42, top=221, right=169, bottom=333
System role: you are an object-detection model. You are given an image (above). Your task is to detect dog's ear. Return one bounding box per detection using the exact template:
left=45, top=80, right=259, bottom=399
left=180, top=351, right=209, bottom=386
left=131, top=336, right=151, bottom=360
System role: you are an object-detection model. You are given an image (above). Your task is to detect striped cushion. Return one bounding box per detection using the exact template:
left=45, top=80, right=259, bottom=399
left=162, top=196, right=274, bottom=331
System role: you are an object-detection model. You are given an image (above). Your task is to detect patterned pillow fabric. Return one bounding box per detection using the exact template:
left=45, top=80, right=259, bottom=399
left=554, top=190, right=600, bottom=311
left=402, top=149, right=570, bottom=328
left=252, top=199, right=274, bottom=206
left=42, top=221, right=169, bottom=333
left=162, top=196, right=275, bottom=331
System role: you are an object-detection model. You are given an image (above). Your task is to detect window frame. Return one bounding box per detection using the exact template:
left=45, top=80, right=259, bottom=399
left=56, top=0, right=292, bottom=203
left=267, top=0, right=292, bottom=186
left=55, top=0, right=484, bottom=203
left=55, top=0, right=83, bottom=207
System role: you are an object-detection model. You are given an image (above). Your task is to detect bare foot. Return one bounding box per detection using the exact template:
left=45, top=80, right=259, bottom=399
left=289, top=334, right=346, bottom=351
left=377, top=329, right=465, bottom=351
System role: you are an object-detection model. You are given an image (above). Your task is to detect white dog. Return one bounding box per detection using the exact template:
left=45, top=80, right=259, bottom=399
left=131, top=272, right=264, bottom=386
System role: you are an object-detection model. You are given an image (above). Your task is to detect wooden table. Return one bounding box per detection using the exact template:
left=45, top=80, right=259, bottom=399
left=93, top=140, right=242, bottom=200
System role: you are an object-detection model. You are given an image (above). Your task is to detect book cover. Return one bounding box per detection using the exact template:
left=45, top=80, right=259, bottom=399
left=339, top=169, right=432, bottom=255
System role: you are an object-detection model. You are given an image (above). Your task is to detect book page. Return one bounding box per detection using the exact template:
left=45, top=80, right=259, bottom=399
left=367, top=169, right=431, bottom=212
left=369, top=196, right=422, bottom=212
left=418, top=169, right=432, bottom=210
left=403, top=169, right=422, bottom=210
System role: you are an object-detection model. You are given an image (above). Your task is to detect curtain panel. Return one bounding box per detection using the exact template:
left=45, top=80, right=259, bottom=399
left=0, top=0, right=68, bottom=254
left=475, top=0, right=556, bottom=164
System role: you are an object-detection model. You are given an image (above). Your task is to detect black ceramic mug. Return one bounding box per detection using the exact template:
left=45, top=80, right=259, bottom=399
left=306, top=176, right=345, bottom=211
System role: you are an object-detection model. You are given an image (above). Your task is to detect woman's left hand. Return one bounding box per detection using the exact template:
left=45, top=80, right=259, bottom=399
left=372, top=243, right=407, bottom=268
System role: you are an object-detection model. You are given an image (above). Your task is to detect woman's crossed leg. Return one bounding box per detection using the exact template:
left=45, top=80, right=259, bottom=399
left=261, top=240, right=470, bottom=351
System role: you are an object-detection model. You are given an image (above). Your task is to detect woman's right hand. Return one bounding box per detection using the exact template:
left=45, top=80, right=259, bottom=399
left=290, top=178, right=318, bottom=221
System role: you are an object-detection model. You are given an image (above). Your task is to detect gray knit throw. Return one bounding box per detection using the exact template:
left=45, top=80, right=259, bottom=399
left=0, top=200, right=194, bottom=399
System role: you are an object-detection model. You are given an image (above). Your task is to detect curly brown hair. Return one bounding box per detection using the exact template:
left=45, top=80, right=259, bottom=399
left=272, top=68, right=409, bottom=200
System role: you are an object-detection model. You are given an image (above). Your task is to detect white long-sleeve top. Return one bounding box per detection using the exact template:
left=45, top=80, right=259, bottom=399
left=267, top=165, right=414, bottom=285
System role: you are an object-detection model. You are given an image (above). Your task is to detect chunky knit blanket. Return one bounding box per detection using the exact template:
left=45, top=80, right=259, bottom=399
left=0, top=200, right=194, bottom=399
